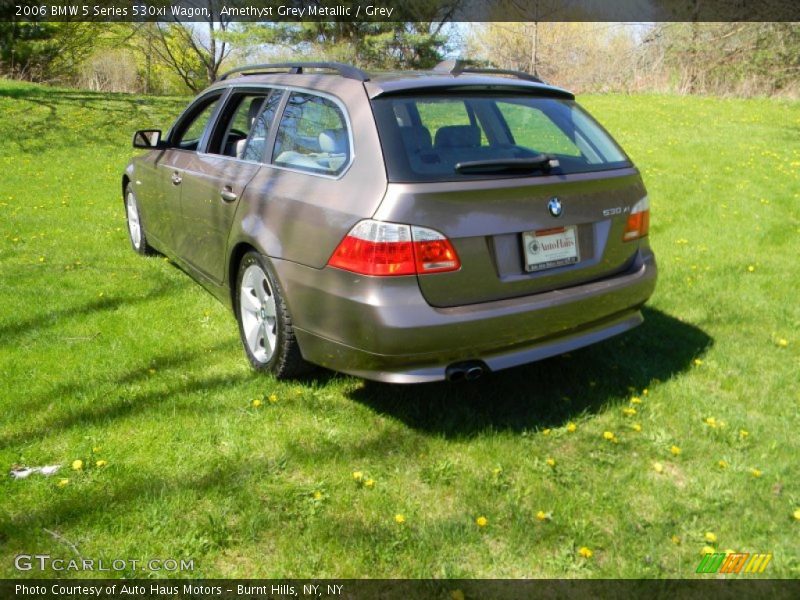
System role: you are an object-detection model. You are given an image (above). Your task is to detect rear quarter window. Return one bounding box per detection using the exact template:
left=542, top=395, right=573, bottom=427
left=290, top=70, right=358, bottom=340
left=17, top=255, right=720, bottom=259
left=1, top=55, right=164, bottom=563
left=272, top=92, right=351, bottom=176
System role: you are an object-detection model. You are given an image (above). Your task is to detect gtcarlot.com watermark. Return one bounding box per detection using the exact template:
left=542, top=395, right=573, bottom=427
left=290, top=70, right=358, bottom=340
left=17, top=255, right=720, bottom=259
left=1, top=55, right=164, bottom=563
left=14, top=554, right=194, bottom=573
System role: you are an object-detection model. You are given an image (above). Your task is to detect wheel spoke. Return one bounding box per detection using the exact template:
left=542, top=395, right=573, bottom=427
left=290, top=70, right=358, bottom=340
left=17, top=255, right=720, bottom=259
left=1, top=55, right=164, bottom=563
left=253, top=277, right=267, bottom=303
left=260, top=322, right=270, bottom=350
left=240, top=288, right=261, bottom=313
left=244, top=317, right=261, bottom=352
left=263, top=296, right=277, bottom=318
left=264, top=321, right=276, bottom=352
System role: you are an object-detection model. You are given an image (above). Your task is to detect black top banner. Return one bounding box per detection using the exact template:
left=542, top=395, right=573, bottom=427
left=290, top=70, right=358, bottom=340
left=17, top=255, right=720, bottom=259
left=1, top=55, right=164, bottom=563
left=1, top=0, right=800, bottom=22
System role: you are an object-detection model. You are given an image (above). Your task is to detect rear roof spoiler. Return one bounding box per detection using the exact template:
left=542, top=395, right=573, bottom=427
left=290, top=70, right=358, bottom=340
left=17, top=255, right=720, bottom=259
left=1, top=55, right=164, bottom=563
left=433, top=59, right=547, bottom=84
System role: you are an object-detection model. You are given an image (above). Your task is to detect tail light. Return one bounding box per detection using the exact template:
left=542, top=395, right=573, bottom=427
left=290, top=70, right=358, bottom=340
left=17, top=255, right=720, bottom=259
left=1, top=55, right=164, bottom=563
left=328, top=219, right=460, bottom=276
left=623, top=196, right=650, bottom=242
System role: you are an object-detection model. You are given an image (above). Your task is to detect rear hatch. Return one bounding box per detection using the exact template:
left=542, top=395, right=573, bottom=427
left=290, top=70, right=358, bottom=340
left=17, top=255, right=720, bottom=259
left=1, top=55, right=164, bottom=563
left=370, top=90, right=648, bottom=307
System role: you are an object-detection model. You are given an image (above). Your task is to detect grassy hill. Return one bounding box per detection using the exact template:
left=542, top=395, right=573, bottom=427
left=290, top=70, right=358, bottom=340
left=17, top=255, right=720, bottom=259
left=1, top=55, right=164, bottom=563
left=1, top=80, right=798, bottom=578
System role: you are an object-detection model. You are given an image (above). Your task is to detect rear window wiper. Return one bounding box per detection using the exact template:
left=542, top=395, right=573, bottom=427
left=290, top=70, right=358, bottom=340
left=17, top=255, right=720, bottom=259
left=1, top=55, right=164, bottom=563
left=454, top=155, right=560, bottom=175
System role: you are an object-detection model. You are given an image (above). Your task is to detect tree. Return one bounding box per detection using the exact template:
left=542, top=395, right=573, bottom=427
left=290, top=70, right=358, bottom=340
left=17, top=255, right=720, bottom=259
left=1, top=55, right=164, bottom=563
left=148, top=1, right=233, bottom=92
left=641, top=23, right=800, bottom=95
left=466, top=23, right=636, bottom=92
left=231, top=20, right=455, bottom=71
left=0, top=21, right=105, bottom=81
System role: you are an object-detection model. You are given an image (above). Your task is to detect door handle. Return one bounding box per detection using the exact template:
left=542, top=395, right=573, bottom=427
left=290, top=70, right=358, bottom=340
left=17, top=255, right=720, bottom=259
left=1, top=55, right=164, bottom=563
left=171, top=172, right=182, bottom=185
left=220, top=187, right=238, bottom=203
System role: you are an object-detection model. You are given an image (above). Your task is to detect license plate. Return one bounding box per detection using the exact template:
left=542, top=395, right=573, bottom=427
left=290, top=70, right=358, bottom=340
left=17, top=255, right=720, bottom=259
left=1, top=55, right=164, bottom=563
left=523, top=226, right=579, bottom=272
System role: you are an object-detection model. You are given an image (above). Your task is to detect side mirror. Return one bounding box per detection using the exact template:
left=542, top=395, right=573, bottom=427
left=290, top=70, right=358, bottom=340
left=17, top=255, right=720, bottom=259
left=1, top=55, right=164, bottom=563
left=133, top=129, right=164, bottom=149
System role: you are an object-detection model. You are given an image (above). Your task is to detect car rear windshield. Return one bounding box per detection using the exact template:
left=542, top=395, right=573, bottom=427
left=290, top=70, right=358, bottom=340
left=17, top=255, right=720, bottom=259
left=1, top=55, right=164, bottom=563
left=371, top=94, right=631, bottom=182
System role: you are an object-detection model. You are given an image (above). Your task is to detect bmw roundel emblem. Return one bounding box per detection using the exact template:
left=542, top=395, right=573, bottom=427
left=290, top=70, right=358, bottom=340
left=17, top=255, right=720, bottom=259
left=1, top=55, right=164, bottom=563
left=548, top=197, right=563, bottom=217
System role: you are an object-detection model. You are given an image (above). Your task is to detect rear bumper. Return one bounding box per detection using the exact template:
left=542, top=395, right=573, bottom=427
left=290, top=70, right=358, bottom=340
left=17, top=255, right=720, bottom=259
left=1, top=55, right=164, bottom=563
left=273, top=247, right=657, bottom=383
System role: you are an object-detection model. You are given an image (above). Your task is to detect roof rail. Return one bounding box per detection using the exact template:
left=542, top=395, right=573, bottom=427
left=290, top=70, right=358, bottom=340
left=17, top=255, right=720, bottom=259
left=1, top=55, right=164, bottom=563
left=433, top=59, right=545, bottom=84
left=219, top=62, right=370, bottom=82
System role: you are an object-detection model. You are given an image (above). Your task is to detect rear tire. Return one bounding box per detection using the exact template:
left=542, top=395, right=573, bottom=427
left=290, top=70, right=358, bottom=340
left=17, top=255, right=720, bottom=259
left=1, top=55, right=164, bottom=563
left=125, top=185, right=155, bottom=256
left=235, top=251, right=311, bottom=379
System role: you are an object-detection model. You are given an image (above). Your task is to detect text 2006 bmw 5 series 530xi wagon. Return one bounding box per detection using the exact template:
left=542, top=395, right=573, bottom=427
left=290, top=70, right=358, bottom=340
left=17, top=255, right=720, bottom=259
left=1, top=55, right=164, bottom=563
left=122, top=60, right=656, bottom=383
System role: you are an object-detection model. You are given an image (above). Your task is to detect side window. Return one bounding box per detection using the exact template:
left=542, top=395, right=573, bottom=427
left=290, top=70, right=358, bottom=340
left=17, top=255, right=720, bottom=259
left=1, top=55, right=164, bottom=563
left=207, top=93, right=271, bottom=158
left=242, top=92, right=282, bottom=162
left=172, top=95, right=221, bottom=151
left=272, top=92, right=350, bottom=176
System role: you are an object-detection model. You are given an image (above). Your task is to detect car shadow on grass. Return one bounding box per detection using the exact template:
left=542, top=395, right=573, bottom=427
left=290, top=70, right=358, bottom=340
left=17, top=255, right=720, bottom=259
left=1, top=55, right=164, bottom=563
left=346, top=307, right=712, bottom=438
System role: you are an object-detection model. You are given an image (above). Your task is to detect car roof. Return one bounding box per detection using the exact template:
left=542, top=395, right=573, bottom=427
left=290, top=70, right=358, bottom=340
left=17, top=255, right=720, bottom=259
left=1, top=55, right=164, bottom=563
left=209, top=62, right=575, bottom=101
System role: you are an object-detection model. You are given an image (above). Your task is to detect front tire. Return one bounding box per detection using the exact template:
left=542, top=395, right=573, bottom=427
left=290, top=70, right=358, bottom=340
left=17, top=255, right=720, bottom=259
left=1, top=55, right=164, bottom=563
left=125, top=185, right=155, bottom=256
left=235, top=251, right=310, bottom=379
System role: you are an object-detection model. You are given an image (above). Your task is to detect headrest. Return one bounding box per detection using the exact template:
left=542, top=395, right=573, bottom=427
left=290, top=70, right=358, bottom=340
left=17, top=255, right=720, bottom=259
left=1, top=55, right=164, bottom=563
left=248, top=98, right=263, bottom=126
left=319, top=129, right=346, bottom=154
left=434, top=125, right=480, bottom=148
left=400, top=126, right=432, bottom=152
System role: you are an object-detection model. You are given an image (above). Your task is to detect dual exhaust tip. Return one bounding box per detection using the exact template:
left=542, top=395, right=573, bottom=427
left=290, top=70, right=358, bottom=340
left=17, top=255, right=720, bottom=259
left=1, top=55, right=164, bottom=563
left=445, top=361, right=489, bottom=382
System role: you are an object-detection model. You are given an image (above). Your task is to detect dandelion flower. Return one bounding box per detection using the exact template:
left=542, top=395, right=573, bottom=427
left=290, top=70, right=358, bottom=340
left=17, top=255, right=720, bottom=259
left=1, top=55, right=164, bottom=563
left=632, top=423, right=642, bottom=432
left=747, top=265, right=755, bottom=272
left=793, top=508, right=800, bottom=521
left=542, top=428, right=551, bottom=436
left=704, top=532, right=717, bottom=543
left=751, top=468, right=762, bottom=478
left=545, top=457, right=556, bottom=468
left=671, top=535, right=681, bottom=545
left=476, top=516, right=488, bottom=528
left=643, top=388, right=649, bottom=396
left=701, top=545, right=716, bottom=555
left=694, top=358, right=703, bottom=366
left=352, top=471, right=363, bottom=482
left=777, top=338, right=788, bottom=347
left=394, top=514, right=406, bottom=524
left=670, top=445, right=681, bottom=456
left=623, top=407, right=637, bottom=416
left=252, top=398, right=262, bottom=408
left=492, top=467, right=503, bottom=476
left=653, top=462, right=664, bottom=474
left=739, top=429, right=749, bottom=439
left=535, top=511, right=550, bottom=522
left=92, top=446, right=101, bottom=453
left=71, top=460, right=83, bottom=471
left=578, top=546, right=593, bottom=559
left=718, top=460, right=729, bottom=469
left=57, top=479, right=69, bottom=488
left=704, top=417, right=717, bottom=428
left=313, top=491, right=323, bottom=500
left=630, top=396, right=642, bottom=404
left=268, top=393, right=278, bottom=403
left=95, top=460, right=107, bottom=468
left=566, top=422, right=577, bottom=433
left=603, top=431, right=617, bottom=443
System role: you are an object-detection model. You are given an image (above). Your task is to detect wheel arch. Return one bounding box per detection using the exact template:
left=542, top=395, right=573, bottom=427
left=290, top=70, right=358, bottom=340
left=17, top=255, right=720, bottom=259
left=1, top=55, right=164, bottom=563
left=228, top=241, right=260, bottom=309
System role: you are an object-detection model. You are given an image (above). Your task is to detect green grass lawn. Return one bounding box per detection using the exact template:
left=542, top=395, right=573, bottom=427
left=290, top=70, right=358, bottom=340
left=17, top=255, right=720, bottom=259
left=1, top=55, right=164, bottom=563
left=1, top=80, right=798, bottom=579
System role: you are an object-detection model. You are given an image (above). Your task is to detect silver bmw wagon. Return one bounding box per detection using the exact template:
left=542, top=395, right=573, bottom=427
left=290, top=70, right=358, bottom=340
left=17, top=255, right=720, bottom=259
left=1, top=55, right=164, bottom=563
left=123, top=61, right=656, bottom=383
